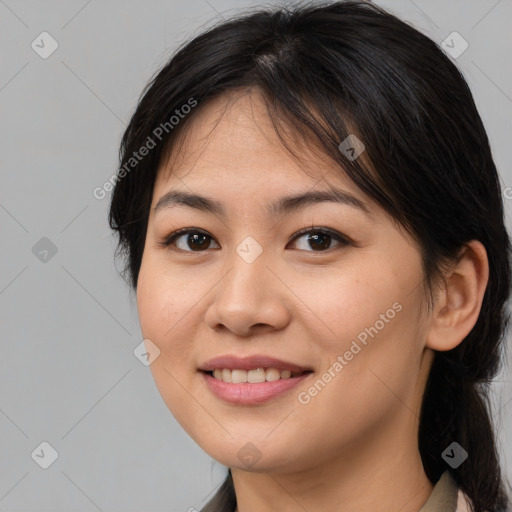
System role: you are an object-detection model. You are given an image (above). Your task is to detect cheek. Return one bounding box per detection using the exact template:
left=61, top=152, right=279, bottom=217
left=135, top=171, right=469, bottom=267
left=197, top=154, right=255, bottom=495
left=136, top=260, right=205, bottom=430
left=298, top=291, right=424, bottom=426
left=136, top=256, right=199, bottom=368
left=291, top=262, right=400, bottom=348
left=289, top=309, right=423, bottom=467
left=292, top=256, right=425, bottom=411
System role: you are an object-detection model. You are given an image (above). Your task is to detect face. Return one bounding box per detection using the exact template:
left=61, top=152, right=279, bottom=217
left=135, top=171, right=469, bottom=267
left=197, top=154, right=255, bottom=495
left=136, top=88, right=435, bottom=473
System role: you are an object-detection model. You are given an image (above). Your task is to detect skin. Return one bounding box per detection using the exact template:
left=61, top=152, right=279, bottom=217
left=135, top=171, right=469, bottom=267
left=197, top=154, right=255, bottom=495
left=136, top=88, right=489, bottom=512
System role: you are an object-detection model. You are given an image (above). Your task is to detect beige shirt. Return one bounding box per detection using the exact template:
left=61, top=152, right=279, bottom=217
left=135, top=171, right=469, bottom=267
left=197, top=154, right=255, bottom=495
left=419, top=471, right=473, bottom=512
left=204, top=470, right=476, bottom=512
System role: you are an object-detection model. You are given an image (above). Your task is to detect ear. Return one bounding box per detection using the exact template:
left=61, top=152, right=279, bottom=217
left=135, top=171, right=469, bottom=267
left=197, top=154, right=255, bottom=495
left=426, top=240, right=489, bottom=352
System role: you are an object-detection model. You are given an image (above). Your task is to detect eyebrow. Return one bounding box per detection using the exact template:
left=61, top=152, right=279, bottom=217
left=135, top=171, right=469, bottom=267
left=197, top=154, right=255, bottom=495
left=153, top=188, right=370, bottom=217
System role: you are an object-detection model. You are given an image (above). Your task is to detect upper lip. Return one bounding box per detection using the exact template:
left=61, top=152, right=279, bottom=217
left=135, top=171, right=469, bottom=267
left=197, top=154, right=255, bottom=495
left=198, top=355, right=312, bottom=373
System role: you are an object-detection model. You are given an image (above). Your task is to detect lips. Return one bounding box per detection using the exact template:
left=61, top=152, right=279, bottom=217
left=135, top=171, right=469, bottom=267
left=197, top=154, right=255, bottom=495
left=198, top=354, right=312, bottom=374
left=198, top=355, right=314, bottom=404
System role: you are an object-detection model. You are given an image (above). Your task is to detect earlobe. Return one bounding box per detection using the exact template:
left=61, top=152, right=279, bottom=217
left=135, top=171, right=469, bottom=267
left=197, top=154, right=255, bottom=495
left=426, top=240, right=489, bottom=352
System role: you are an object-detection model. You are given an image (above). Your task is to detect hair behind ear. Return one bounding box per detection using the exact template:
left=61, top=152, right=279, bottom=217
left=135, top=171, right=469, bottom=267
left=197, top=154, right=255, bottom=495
left=419, top=352, right=511, bottom=512
left=200, top=470, right=236, bottom=512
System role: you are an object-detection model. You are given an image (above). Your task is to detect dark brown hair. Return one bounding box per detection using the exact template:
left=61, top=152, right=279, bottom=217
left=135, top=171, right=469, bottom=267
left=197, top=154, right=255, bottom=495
left=108, top=2, right=512, bottom=511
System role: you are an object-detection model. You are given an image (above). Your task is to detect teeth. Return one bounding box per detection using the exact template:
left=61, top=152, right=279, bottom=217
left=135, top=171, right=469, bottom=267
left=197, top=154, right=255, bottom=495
left=247, top=368, right=265, bottom=383
left=210, top=367, right=296, bottom=383
left=232, top=369, right=247, bottom=383
left=266, top=368, right=281, bottom=381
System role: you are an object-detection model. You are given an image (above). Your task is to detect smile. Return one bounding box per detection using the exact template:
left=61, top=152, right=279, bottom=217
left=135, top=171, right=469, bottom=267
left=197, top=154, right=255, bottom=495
left=209, top=367, right=307, bottom=383
left=198, top=354, right=314, bottom=404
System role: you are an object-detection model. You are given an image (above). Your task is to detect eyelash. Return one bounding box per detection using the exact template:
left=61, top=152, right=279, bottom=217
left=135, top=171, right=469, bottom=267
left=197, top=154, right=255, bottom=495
left=158, top=226, right=352, bottom=253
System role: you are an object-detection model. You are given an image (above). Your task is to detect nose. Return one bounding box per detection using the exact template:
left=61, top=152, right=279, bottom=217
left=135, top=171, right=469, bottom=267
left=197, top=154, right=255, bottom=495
left=204, top=246, right=291, bottom=337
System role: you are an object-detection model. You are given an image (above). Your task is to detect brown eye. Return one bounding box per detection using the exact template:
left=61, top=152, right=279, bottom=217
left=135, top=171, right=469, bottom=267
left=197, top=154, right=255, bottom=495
left=159, top=229, right=219, bottom=252
left=288, top=228, right=350, bottom=252
left=159, top=227, right=351, bottom=253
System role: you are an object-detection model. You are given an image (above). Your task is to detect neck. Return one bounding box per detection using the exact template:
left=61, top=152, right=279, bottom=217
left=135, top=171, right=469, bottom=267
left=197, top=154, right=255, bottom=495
left=231, top=409, right=433, bottom=512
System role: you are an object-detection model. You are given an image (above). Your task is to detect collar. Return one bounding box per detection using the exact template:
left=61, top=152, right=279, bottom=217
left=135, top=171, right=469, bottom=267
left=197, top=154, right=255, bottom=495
left=209, top=469, right=468, bottom=512
left=419, top=471, right=459, bottom=512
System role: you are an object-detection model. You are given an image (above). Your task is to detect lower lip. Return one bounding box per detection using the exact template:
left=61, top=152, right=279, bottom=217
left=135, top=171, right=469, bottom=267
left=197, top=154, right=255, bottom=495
left=201, top=371, right=312, bottom=405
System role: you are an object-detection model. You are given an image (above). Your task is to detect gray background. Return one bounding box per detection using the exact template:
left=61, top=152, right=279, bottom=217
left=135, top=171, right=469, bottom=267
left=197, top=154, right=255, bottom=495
left=1, top=0, right=511, bottom=510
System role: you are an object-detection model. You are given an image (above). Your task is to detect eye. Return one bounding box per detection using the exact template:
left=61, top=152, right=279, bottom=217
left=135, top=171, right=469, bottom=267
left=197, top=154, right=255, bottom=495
left=287, top=227, right=351, bottom=252
left=158, top=226, right=351, bottom=253
left=158, top=228, right=219, bottom=252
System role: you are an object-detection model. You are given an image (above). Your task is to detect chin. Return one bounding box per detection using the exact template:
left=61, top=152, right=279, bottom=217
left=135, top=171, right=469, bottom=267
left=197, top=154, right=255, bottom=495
left=197, top=435, right=307, bottom=474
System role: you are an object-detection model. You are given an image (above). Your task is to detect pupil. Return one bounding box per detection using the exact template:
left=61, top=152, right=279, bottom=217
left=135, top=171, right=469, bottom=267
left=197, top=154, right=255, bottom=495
left=185, top=232, right=331, bottom=251
left=309, top=233, right=330, bottom=250
left=189, top=233, right=210, bottom=250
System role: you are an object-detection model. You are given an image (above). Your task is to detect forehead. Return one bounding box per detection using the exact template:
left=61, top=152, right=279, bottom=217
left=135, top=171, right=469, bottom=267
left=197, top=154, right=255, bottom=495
left=153, top=88, right=369, bottom=208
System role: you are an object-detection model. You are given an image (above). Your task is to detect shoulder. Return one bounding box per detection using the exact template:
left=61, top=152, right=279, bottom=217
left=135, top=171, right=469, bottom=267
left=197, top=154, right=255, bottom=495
left=456, top=488, right=494, bottom=512
left=456, top=488, right=473, bottom=512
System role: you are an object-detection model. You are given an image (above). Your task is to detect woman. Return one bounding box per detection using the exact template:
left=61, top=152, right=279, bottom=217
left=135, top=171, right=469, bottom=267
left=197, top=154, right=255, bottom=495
left=108, top=1, right=511, bottom=511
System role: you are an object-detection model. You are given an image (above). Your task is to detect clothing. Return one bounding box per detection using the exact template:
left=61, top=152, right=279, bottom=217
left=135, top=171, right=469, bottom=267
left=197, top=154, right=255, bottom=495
left=419, top=471, right=473, bottom=512
left=201, top=470, right=477, bottom=512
